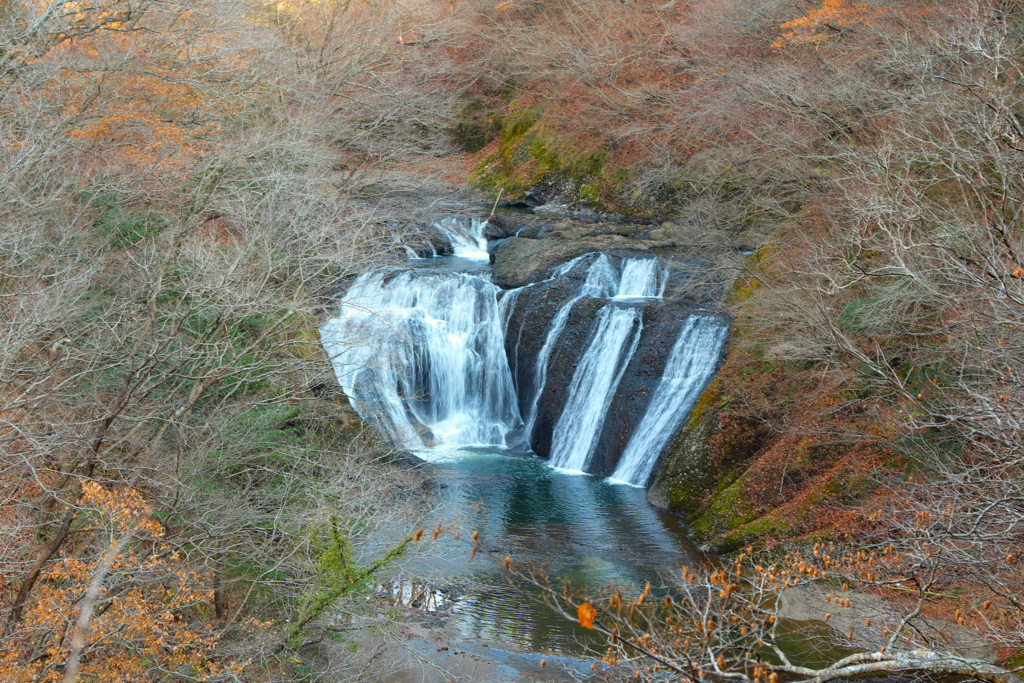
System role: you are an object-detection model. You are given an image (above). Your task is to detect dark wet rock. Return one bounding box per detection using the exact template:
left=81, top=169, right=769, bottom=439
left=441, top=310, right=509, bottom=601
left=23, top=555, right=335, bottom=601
left=391, top=449, right=434, bottom=471
left=586, top=303, right=698, bottom=478
left=500, top=196, right=541, bottom=210
left=501, top=250, right=732, bottom=476
left=404, top=222, right=454, bottom=257
left=501, top=275, right=591, bottom=449
left=498, top=184, right=553, bottom=209
left=491, top=234, right=631, bottom=289
left=485, top=212, right=544, bottom=239
left=528, top=297, right=606, bottom=459
left=489, top=214, right=756, bottom=291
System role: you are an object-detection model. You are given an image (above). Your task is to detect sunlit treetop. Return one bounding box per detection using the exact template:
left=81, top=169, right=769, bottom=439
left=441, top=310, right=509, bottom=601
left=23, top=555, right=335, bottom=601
left=772, top=0, right=875, bottom=48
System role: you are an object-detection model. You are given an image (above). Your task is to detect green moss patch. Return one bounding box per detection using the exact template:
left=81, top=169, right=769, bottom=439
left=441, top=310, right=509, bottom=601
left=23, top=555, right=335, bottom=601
left=470, top=106, right=616, bottom=208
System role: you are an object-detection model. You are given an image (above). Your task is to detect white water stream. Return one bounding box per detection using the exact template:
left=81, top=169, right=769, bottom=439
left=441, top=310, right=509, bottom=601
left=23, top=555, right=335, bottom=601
left=610, top=314, right=730, bottom=486
left=319, top=270, right=523, bottom=457
left=321, top=218, right=726, bottom=485
left=318, top=215, right=734, bottom=666
left=521, top=254, right=666, bottom=441
left=547, top=305, right=644, bottom=472
left=436, top=216, right=490, bottom=260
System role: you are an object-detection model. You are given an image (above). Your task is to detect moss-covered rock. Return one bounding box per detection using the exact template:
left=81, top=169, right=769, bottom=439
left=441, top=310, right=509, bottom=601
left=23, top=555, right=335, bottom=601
left=471, top=109, right=614, bottom=210
left=646, top=379, right=725, bottom=517
left=688, top=476, right=759, bottom=540
left=645, top=373, right=762, bottom=522
left=710, top=514, right=793, bottom=555
left=650, top=390, right=795, bottom=554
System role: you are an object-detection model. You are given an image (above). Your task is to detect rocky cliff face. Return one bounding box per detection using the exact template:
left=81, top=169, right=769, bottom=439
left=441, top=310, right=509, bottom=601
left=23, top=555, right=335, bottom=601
left=646, top=321, right=889, bottom=553
left=387, top=203, right=862, bottom=553
left=587, top=304, right=705, bottom=477
left=501, top=272, right=593, bottom=455
left=491, top=217, right=864, bottom=554
left=486, top=212, right=741, bottom=297
left=494, top=213, right=735, bottom=486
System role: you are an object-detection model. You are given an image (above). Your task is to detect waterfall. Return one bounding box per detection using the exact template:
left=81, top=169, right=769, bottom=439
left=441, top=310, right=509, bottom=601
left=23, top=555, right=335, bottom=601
left=609, top=315, right=729, bottom=486
left=548, top=305, right=644, bottom=472
left=319, top=270, right=524, bottom=457
left=616, top=258, right=667, bottom=299
left=498, top=288, right=522, bottom=330
left=433, top=217, right=489, bottom=260
left=576, top=253, right=618, bottom=295
left=519, top=254, right=666, bottom=441
left=521, top=295, right=575, bottom=441
left=554, top=253, right=665, bottom=299
left=322, top=237, right=728, bottom=484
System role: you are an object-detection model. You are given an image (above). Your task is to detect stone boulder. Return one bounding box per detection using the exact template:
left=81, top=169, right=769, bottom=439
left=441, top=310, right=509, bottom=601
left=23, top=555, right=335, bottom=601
left=403, top=222, right=454, bottom=258
left=488, top=216, right=745, bottom=291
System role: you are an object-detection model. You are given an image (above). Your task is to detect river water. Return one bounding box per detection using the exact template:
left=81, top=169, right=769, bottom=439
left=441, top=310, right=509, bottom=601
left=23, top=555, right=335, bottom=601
left=414, top=448, right=701, bottom=654
left=320, top=215, right=723, bottom=656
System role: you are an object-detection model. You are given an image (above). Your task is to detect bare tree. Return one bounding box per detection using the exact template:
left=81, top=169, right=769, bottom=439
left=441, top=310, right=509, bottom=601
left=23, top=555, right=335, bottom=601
left=706, top=1, right=1024, bottom=678
left=507, top=545, right=1022, bottom=683
left=458, top=3, right=1024, bottom=681
left=0, top=1, right=457, bottom=679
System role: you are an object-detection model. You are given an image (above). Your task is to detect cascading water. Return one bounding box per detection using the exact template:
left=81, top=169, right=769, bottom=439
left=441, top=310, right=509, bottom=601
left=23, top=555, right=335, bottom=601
left=616, top=258, right=667, bottom=299
left=519, top=297, right=575, bottom=439
left=609, top=314, right=730, bottom=486
left=320, top=270, right=524, bottom=457
left=321, top=227, right=726, bottom=481
left=434, top=216, right=489, bottom=260
left=520, top=254, right=666, bottom=441
left=317, top=216, right=740, bottom=670
left=548, top=305, right=644, bottom=472
left=561, top=253, right=666, bottom=300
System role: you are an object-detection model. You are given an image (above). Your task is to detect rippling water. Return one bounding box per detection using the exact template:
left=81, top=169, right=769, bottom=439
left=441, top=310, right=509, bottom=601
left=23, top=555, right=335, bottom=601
left=404, top=447, right=701, bottom=654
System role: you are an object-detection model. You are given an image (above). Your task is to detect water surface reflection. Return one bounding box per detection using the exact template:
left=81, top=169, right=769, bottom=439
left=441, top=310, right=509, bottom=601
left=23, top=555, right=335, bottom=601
left=407, top=448, right=701, bottom=654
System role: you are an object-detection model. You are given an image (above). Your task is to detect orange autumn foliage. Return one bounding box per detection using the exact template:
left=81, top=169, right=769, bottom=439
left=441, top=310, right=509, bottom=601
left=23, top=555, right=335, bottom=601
left=578, top=601, right=597, bottom=629
left=772, top=0, right=875, bottom=48
left=9, top=2, right=246, bottom=186
left=0, top=483, right=222, bottom=683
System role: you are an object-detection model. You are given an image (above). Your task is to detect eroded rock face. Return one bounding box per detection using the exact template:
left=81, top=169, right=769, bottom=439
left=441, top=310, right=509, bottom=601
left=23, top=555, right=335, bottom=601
left=492, top=234, right=634, bottom=289
left=588, top=304, right=701, bottom=477
left=502, top=254, right=730, bottom=483
left=488, top=213, right=742, bottom=293
left=403, top=222, right=455, bottom=258
left=484, top=212, right=545, bottom=240
left=527, top=297, right=607, bottom=460
left=393, top=206, right=741, bottom=500
left=502, top=268, right=595, bottom=455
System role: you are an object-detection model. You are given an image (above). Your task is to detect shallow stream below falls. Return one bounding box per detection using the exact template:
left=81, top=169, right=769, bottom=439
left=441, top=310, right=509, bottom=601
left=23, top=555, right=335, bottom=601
left=319, top=214, right=724, bottom=660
